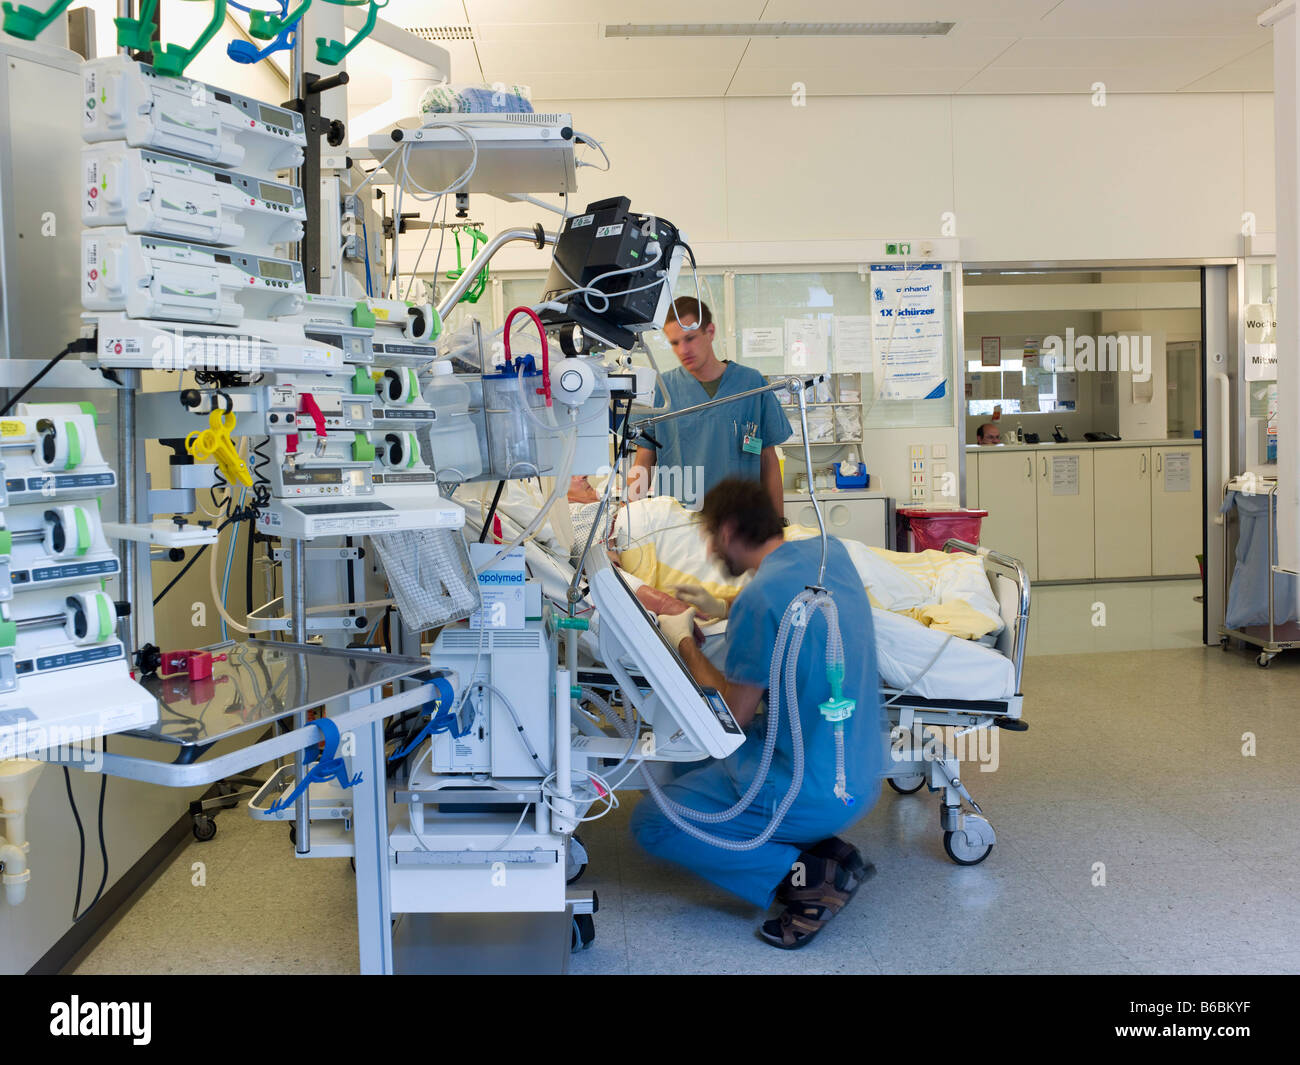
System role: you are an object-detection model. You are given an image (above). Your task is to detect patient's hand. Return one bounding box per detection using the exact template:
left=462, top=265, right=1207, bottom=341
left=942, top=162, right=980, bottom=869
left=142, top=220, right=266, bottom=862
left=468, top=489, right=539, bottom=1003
left=635, top=584, right=692, bottom=617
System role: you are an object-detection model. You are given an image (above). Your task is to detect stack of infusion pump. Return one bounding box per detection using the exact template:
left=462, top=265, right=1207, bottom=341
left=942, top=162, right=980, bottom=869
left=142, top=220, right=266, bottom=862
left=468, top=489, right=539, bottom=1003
left=0, top=407, right=156, bottom=759
left=78, top=55, right=462, bottom=541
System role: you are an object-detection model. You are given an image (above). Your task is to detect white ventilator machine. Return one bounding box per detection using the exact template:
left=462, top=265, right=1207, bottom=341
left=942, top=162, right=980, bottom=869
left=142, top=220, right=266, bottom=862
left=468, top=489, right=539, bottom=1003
left=0, top=14, right=851, bottom=973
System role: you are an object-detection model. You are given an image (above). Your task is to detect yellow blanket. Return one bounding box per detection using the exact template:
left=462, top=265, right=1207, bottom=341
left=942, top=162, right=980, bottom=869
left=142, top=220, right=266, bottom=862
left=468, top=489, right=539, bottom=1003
left=612, top=496, right=1002, bottom=640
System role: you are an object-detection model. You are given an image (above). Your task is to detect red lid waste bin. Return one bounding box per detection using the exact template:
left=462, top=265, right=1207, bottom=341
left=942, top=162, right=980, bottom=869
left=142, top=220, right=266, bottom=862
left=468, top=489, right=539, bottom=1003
left=896, top=507, right=988, bottom=552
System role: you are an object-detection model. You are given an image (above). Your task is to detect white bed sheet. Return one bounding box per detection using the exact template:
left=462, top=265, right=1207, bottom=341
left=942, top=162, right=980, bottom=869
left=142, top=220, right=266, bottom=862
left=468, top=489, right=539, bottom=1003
left=872, top=607, right=1016, bottom=700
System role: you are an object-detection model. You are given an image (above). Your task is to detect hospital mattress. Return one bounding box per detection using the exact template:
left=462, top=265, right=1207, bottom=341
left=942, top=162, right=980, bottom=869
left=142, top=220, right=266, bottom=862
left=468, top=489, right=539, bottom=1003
left=872, top=607, right=1016, bottom=701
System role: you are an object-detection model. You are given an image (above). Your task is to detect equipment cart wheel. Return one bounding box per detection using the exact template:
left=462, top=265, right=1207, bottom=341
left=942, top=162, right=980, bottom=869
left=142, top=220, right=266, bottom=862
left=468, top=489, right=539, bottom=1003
left=888, top=775, right=925, bottom=795
left=1257, top=652, right=1275, bottom=668
left=943, top=828, right=993, bottom=866
left=566, top=835, right=589, bottom=884
left=571, top=913, right=595, bottom=952
left=192, top=814, right=217, bottom=842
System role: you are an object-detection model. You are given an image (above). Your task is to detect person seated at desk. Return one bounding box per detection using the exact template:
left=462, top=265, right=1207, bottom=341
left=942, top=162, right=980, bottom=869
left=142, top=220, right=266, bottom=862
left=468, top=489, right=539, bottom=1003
left=975, top=422, right=1002, bottom=446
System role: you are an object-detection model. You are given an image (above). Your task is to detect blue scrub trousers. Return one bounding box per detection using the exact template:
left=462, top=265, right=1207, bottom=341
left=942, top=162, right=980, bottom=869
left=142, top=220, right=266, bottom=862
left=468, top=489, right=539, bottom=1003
left=630, top=760, right=872, bottom=909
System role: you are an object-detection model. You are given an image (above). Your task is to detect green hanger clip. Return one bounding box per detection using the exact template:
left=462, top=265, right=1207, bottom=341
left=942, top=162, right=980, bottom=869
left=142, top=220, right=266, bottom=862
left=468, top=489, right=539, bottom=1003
left=113, top=0, right=157, bottom=52
left=249, top=0, right=311, bottom=40
left=446, top=228, right=489, bottom=304
left=152, top=0, right=228, bottom=76
left=315, top=0, right=385, bottom=66
left=115, top=0, right=229, bottom=77
left=818, top=661, right=856, bottom=723
left=2, top=0, right=75, bottom=41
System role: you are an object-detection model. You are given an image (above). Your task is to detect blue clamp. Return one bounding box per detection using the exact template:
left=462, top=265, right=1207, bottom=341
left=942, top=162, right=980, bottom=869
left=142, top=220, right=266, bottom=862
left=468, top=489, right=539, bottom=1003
left=269, top=716, right=362, bottom=814
left=226, top=0, right=304, bottom=64
left=388, top=677, right=464, bottom=763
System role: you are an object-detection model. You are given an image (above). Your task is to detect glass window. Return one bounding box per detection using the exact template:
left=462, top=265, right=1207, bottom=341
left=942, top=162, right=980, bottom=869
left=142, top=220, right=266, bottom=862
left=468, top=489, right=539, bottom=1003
left=733, top=267, right=955, bottom=432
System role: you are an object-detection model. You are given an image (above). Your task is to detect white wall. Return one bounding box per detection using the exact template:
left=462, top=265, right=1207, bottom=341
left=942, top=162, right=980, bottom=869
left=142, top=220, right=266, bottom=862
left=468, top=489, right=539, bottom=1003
left=401, top=90, right=1275, bottom=272
left=384, top=89, right=1273, bottom=500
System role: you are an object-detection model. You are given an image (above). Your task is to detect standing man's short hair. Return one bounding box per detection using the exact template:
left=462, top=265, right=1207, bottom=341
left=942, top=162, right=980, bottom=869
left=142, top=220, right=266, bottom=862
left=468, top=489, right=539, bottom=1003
left=672, top=296, right=712, bottom=331
left=699, top=478, right=784, bottom=547
left=976, top=422, right=999, bottom=444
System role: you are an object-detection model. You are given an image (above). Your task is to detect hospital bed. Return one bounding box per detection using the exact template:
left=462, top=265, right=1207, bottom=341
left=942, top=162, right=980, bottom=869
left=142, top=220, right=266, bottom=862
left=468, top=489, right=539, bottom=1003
left=879, top=538, right=1030, bottom=865
left=498, top=500, right=1033, bottom=867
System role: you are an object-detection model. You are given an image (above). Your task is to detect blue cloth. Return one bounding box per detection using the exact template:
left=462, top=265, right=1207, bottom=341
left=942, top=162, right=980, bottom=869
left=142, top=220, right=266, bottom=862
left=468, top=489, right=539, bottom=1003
left=645, top=362, right=791, bottom=507
left=1221, top=490, right=1299, bottom=627
left=631, top=537, right=882, bottom=908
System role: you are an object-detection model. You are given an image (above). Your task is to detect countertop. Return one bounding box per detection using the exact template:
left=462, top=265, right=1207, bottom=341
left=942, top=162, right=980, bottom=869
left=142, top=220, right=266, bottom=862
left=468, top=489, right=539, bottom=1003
left=783, top=489, right=891, bottom=500
left=965, top=438, right=1201, bottom=453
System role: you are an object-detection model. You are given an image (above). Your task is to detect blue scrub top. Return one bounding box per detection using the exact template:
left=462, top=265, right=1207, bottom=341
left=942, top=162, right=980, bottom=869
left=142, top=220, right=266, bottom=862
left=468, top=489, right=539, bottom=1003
left=647, top=362, right=792, bottom=507
left=722, top=537, right=883, bottom=807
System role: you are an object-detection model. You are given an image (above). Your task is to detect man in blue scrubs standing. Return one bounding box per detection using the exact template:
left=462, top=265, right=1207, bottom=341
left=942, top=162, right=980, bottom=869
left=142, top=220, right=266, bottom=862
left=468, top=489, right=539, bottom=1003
left=629, top=298, right=791, bottom=514
left=630, top=478, right=883, bottom=948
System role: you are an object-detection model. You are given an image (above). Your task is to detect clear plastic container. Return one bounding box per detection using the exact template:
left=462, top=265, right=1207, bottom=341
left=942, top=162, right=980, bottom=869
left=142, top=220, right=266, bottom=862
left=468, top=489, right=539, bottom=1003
left=479, top=358, right=545, bottom=480
left=420, top=361, right=483, bottom=484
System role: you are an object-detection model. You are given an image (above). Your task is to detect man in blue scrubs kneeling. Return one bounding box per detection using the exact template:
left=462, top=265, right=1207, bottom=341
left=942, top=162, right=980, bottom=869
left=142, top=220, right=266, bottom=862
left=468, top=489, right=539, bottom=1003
left=630, top=479, right=883, bottom=948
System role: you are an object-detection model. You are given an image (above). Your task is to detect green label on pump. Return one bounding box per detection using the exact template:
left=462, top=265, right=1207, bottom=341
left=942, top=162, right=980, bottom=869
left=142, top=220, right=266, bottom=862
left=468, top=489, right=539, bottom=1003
left=0, top=620, right=15, bottom=648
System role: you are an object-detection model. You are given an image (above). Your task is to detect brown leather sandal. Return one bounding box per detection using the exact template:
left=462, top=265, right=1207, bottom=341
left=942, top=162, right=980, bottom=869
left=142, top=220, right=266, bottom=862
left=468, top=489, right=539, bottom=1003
left=758, top=903, right=835, bottom=949
left=760, top=860, right=863, bottom=949
left=776, top=841, right=875, bottom=904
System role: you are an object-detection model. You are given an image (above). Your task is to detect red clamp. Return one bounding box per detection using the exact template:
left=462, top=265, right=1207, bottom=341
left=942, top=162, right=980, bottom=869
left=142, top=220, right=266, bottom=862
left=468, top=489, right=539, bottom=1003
left=159, top=649, right=228, bottom=682
left=287, top=392, right=328, bottom=455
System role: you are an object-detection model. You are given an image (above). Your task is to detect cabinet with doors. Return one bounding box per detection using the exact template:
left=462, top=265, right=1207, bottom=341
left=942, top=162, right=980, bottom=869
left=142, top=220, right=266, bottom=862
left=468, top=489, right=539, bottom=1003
left=1151, top=445, right=1202, bottom=576
left=1034, top=449, right=1095, bottom=580
left=973, top=450, right=1039, bottom=579
left=1093, top=447, right=1152, bottom=578
left=968, top=442, right=1201, bottom=581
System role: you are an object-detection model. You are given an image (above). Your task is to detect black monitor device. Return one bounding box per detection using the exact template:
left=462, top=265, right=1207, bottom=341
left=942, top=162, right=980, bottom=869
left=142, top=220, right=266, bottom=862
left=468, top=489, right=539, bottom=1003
left=539, top=196, right=686, bottom=352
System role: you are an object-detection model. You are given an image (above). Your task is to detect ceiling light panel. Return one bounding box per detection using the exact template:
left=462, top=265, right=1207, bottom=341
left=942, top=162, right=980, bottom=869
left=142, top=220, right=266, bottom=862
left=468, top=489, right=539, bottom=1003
left=604, top=21, right=955, bottom=38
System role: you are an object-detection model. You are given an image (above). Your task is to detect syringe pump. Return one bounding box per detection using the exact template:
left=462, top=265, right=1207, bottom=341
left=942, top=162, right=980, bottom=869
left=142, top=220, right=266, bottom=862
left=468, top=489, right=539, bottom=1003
left=81, top=55, right=305, bottom=173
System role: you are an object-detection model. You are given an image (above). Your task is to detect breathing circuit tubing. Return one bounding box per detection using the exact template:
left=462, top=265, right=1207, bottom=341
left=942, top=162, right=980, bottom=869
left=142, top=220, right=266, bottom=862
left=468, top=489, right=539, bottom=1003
left=617, top=588, right=846, bottom=851
left=622, top=376, right=847, bottom=845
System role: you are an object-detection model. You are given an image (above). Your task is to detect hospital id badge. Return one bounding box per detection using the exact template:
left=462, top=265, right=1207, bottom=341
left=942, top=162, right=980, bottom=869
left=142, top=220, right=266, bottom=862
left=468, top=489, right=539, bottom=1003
left=742, top=433, right=763, bottom=455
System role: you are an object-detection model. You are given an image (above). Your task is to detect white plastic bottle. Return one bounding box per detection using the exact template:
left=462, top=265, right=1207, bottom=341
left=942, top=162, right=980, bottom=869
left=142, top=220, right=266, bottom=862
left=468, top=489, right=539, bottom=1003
left=421, top=360, right=483, bottom=483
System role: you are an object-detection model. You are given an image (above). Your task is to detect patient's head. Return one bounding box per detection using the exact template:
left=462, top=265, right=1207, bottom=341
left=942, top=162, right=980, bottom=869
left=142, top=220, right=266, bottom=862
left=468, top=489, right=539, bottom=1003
left=568, top=475, right=599, bottom=503
left=699, top=478, right=785, bottom=577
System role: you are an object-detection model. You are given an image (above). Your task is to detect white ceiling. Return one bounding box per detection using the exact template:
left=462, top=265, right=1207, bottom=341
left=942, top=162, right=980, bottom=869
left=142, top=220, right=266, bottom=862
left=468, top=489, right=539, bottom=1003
left=370, top=0, right=1275, bottom=100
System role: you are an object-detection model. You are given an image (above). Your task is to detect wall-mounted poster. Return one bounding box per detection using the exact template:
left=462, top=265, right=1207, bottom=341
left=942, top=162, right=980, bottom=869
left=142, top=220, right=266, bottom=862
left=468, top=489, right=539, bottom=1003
left=869, top=263, right=946, bottom=401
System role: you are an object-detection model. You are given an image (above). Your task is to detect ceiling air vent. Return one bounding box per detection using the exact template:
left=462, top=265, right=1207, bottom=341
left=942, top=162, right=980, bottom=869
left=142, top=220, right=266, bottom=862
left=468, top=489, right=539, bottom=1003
left=404, top=25, right=476, bottom=42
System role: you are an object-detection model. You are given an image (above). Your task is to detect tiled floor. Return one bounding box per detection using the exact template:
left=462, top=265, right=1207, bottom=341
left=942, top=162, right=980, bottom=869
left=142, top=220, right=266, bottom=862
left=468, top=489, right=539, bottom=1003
left=1028, top=579, right=1203, bottom=655
left=72, top=583, right=1300, bottom=975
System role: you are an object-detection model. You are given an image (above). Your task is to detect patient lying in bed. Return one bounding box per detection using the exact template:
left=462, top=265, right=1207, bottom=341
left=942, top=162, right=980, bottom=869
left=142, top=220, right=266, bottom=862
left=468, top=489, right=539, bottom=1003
left=600, top=493, right=1005, bottom=642
left=461, top=479, right=1017, bottom=699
